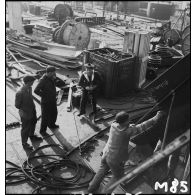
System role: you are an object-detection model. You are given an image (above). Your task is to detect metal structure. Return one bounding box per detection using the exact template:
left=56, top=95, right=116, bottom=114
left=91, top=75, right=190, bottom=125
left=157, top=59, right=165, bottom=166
left=107, top=129, right=190, bottom=192
left=163, top=7, right=190, bottom=50
left=75, top=11, right=105, bottom=27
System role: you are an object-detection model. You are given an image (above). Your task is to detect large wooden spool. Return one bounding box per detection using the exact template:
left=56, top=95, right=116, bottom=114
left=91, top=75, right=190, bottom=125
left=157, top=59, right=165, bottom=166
left=54, top=20, right=90, bottom=50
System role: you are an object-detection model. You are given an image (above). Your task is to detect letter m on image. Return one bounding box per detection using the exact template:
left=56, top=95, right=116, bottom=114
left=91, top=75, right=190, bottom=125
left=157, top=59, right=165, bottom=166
left=155, top=181, right=168, bottom=192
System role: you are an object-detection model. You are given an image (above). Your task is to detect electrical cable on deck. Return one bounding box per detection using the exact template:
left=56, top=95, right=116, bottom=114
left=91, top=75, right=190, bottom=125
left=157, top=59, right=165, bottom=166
left=6, top=144, right=95, bottom=192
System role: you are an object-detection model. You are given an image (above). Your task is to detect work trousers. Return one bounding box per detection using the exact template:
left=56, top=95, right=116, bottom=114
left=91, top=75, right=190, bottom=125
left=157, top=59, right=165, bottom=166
left=88, top=157, right=124, bottom=193
left=40, top=102, right=57, bottom=133
left=79, top=90, right=97, bottom=114
left=21, top=115, right=37, bottom=145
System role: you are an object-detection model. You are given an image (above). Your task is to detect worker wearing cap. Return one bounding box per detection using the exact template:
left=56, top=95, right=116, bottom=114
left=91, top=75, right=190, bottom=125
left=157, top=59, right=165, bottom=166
left=88, top=110, right=165, bottom=193
left=77, top=63, right=101, bottom=116
left=15, top=75, right=42, bottom=150
left=34, top=66, right=59, bottom=137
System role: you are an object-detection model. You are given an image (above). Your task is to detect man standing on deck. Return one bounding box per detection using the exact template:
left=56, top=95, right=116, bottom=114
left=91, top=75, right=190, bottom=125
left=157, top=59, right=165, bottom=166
left=34, top=66, right=59, bottom=137
left=88, top=110, right=165, bottom=193
left=15, top=75, right=42, bottom=150
left=77, top=63, right=101, bottom=117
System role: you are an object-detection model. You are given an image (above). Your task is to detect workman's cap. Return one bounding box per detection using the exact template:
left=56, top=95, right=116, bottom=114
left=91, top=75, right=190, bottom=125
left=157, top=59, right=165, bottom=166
left=84, top=63, right=95, bottom=69
left=23, top=75, right=36, bottom=84
left=46, top=66, right=56, bottom=73
left=115, top=111, right=130, bottom=124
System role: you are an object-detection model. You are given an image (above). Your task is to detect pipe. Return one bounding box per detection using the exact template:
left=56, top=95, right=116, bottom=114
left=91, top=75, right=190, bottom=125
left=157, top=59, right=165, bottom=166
left=107, top=129, right=190, bottom=192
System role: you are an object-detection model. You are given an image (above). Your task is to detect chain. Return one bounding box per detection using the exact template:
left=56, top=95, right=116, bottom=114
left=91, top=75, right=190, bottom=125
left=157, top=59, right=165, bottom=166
left=6, top=122, right=21, bottom=130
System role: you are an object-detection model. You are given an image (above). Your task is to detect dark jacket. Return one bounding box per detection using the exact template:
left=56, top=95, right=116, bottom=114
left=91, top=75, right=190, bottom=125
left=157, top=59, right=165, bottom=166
left=34, top=74, right=56, bottom=104
left=15, top=85, right=36, bottom=120
left=78, top=70, right=101, bottom=92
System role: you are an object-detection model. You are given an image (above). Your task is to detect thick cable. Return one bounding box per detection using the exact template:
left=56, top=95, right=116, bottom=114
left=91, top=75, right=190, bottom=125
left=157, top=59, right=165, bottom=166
left=6, top=144, right=94, bottom=193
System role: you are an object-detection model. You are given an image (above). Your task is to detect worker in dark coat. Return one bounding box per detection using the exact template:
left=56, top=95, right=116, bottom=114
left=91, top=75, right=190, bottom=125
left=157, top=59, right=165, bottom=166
left=34, top=66, right=59, bottom=137
left=88, top=110, right=165, bottom=193
left=78, top=63, right=101, bottom=116
left=15, top=75, right=42, bottom=150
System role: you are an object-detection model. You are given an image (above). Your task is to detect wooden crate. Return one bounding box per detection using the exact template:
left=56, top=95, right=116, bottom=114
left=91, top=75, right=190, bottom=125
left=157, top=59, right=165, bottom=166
left=87, top=48, right=136, bottom=98
left=123, top=30, right=151, bottom=88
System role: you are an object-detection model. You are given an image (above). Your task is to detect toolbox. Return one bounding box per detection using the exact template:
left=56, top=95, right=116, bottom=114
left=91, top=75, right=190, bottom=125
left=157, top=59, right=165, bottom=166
left=85, top=48, right=136, bottom=98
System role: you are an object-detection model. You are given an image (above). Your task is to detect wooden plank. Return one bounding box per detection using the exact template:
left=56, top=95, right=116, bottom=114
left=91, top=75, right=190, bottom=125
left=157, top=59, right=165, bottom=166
left=133, top=32, right=141, bottom=56
left=138, top=59, right=148, bottom=88
left=40, top=41, right=77, bottom=51
left=123, top=31, right=135, bottom=53
left=8, top=42, right=77, bottom=63
left=138, top=31, right=151, bottom=58
left=6, top=107, right=20, bottom=122
left=66, top=83, right=73, bottom=112
left=6, top=110, right=19, bottom=124
left=9, top=46, right=79, bottom=70
left=6, top=143, right=21, bottom=167
left=6, top=47, right=25, bottom=71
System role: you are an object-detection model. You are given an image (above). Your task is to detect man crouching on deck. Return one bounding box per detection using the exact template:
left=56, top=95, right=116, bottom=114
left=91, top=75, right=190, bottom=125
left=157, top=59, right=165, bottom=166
left=88, top=110, right=165, bottom=193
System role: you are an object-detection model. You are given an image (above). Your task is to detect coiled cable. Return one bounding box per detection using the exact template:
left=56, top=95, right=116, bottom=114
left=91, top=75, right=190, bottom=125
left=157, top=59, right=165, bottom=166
left=6, top=144, right=95, bottom=193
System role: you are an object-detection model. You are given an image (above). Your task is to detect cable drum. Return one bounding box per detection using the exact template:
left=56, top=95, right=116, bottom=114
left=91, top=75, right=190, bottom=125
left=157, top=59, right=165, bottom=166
left=57, top=20, right=90, bottom=50
left=68, top=22, right=90, bottom=50
left=56, top=29, right=61, bottom=43
left=52, top=26, right=61, bottom=41
left=59, top=20, right=73, bottom=44
left=54, top=4, right=73, bottom=23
